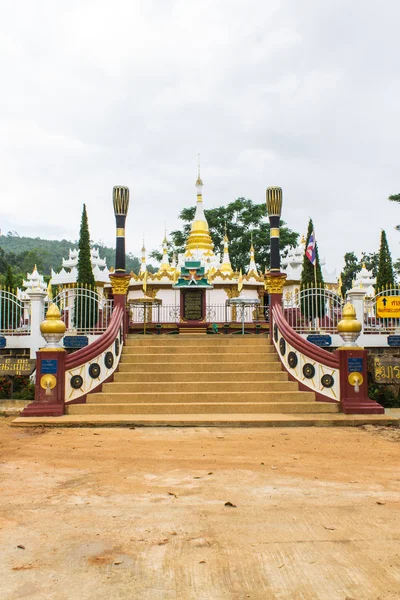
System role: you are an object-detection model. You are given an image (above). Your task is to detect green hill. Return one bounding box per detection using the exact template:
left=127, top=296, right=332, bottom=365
left=0, top=234, right=150, bottom=287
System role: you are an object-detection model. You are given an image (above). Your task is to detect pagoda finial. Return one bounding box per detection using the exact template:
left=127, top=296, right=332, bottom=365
left=158, top=230, right=170, bottom=273
left=163, top=222, right=168, bottom=245
left=247, top=235, right=258, bottom=276
left=224, top=220, right=228, bottom=242
left=140, top=237, right=147, bottom=274
left=196, top=154, right=203, bottom=190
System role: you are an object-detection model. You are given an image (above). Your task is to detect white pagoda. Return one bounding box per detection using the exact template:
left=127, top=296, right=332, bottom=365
left=50, top=247, right=110, bottom=288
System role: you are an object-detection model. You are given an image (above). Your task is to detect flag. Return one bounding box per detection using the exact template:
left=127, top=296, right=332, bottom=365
left=47, top=280, right=53, bottom=301
left=337, top=273, right=343, bottom=298
left=306, top=231, right=316, bottom=266
left=142, top=270, right=147, bottom=294
left=238, top=268, right=243, bottom=292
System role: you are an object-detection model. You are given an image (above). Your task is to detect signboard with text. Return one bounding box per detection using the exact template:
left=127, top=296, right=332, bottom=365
left=373, top=357, right=400, bottom=383
left=377, top=297, right=400, bottom=318
left=0, top=357, right=36, bottom=376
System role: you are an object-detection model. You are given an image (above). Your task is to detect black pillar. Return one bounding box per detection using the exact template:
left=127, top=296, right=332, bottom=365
left=266, top=187, right=282, bottom=272
left=113, top=186, right=130, bottom=273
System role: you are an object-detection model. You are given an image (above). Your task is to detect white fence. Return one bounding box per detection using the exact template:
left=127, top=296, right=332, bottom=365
left=0, top=290, right=31, bottom=335
left=129, top=303, right=263, bottom=324
left=50, top=288, right=113, bottom=334
left=283, top=287, right=344, bottom=334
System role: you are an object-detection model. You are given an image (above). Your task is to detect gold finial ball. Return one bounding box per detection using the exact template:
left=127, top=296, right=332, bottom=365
left=337, top=302, right=361, bottom=334
left=40, top=304, right=66, bottom=335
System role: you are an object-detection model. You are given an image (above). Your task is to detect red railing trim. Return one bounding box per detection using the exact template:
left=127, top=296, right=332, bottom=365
left=273, top=305, right=339, bottom=369
left=65, top=305, right=124, bottom=369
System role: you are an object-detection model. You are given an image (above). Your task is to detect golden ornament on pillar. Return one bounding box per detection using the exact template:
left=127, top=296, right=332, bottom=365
left=40, top=303, right=66, bottom=351
left=110, top=274, right=131, bottom=295
left=265, top=274, right=287, bottom=294
left=337, top=302, right=362, bottom=348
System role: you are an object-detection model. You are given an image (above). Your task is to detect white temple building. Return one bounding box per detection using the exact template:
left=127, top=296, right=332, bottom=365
left=50, top=247, right=110, bottom=288
left=281, top=236, right=338, bottom=304
left=354, top=264, right=376, bottom=297
left=125, top=171, right=267, bottom=325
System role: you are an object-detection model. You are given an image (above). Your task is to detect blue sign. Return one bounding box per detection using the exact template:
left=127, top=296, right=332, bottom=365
left=388, top=336, right=400, bottom=347
left=348, top=357, right=363, bottom=373
left=41, top=359, right=58, bottom=374
left=63, top=336, right=88, bottom=349
left=0, top=337, right=6, bottom=348
left=307, top=335, right=332, bottom=347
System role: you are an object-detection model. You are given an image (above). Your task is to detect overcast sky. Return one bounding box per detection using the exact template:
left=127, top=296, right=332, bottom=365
left=1, top=0, right=400, bottom=273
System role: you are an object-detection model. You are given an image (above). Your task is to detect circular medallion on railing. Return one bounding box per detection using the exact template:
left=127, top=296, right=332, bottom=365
left=279, top=337, right=286, bottom=356
left=70, top=375, right=83, bottom=389
left=288, top=351, right=298, bottom=369
left=104, top=351, right=114, bottom=369
left=273, top=324, right=278, bottom=342
left=88, top=363, right=101, bottom=379
left=115, top=338, right=120, bottom=357
left=321, top=374, right=334, bottom=388
left=303, top=363, right=315, bottom=379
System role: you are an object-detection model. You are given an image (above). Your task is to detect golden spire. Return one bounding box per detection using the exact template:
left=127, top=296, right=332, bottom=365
left=185, top=164, right=214, bottom=253
left=158, top=231, right=170, bottom=272
left=195, top=153, right=203, bottom=188
left=247, top=233, right=258, bottom=275
left=220, top=222, right=233, bottom=273
left=140, top=238, right=147, bottom=273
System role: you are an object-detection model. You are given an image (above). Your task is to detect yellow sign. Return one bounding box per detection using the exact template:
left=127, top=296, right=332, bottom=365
left=376, top=297, right=400, bottom=318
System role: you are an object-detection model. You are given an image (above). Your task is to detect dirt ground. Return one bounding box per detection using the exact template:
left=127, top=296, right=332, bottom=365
left=0, top=419, right=399, bottom=600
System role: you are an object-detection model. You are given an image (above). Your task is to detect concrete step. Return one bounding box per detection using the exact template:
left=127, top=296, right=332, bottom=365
left=13, top=413, right=399, bottom=428
left=67, top=402, right=339, bottom=415
left=125, top=336, right=270, bottom=346
left=118, top=362, right=282, bottom=373
left=86, top=391, right=315, bottom=404
left=120, top=353, right=281, bottom=365
left=113, top=371, right=289, bottom=383
left=102, top=381, right=298, bottom=393
left=121, top=345, right=275, bottom=355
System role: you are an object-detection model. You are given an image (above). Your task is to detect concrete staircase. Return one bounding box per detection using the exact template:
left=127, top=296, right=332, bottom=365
left=66, top=335, right=339, bottom=423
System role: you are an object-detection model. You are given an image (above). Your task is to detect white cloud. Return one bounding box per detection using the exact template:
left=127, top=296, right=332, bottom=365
left=1, top=0, right=400, bottom=271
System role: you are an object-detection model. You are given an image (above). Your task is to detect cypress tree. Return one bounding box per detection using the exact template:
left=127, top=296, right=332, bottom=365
left=376, top=230, right=395, bottom=291
left=77, top=204, right=95, bottom=288
left=300, top=218, right=325, bottom=319
left=75, top=205, right=97, bottom=330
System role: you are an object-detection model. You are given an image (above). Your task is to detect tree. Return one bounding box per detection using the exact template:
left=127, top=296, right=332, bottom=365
left=74, top=205, right=96, bottom=330
left=150, top=198, right=298, bottom=271
left=388, top=194, right=400, bottom=231
left=360, top=251, right=379, bottom=278
left=77, top=205, right=95, bottom=288
left=340, top=252, right=360, bottom=295
left=376, top=229, right=395, bottom=291
left=300, top=218, right=325, bottom=319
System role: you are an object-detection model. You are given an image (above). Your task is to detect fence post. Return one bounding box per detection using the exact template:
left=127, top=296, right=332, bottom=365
left=26, top=289, right=47, bottom=359
left=347, top=286, right=367, bottom=335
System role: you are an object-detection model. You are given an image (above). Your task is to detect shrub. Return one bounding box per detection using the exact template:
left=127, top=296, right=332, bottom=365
left=368, top=384, right=400, bottom=408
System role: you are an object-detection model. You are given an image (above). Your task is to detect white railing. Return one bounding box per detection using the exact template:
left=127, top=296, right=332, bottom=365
left=283, top=287, right=344, bottom=334
left=49, top=288, right=113, bottom=334
left=129, top=303, right=263, bottom=324
left=364, top=288, right=400, bottom=333
left=0, top=290, right=31, bottom=335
